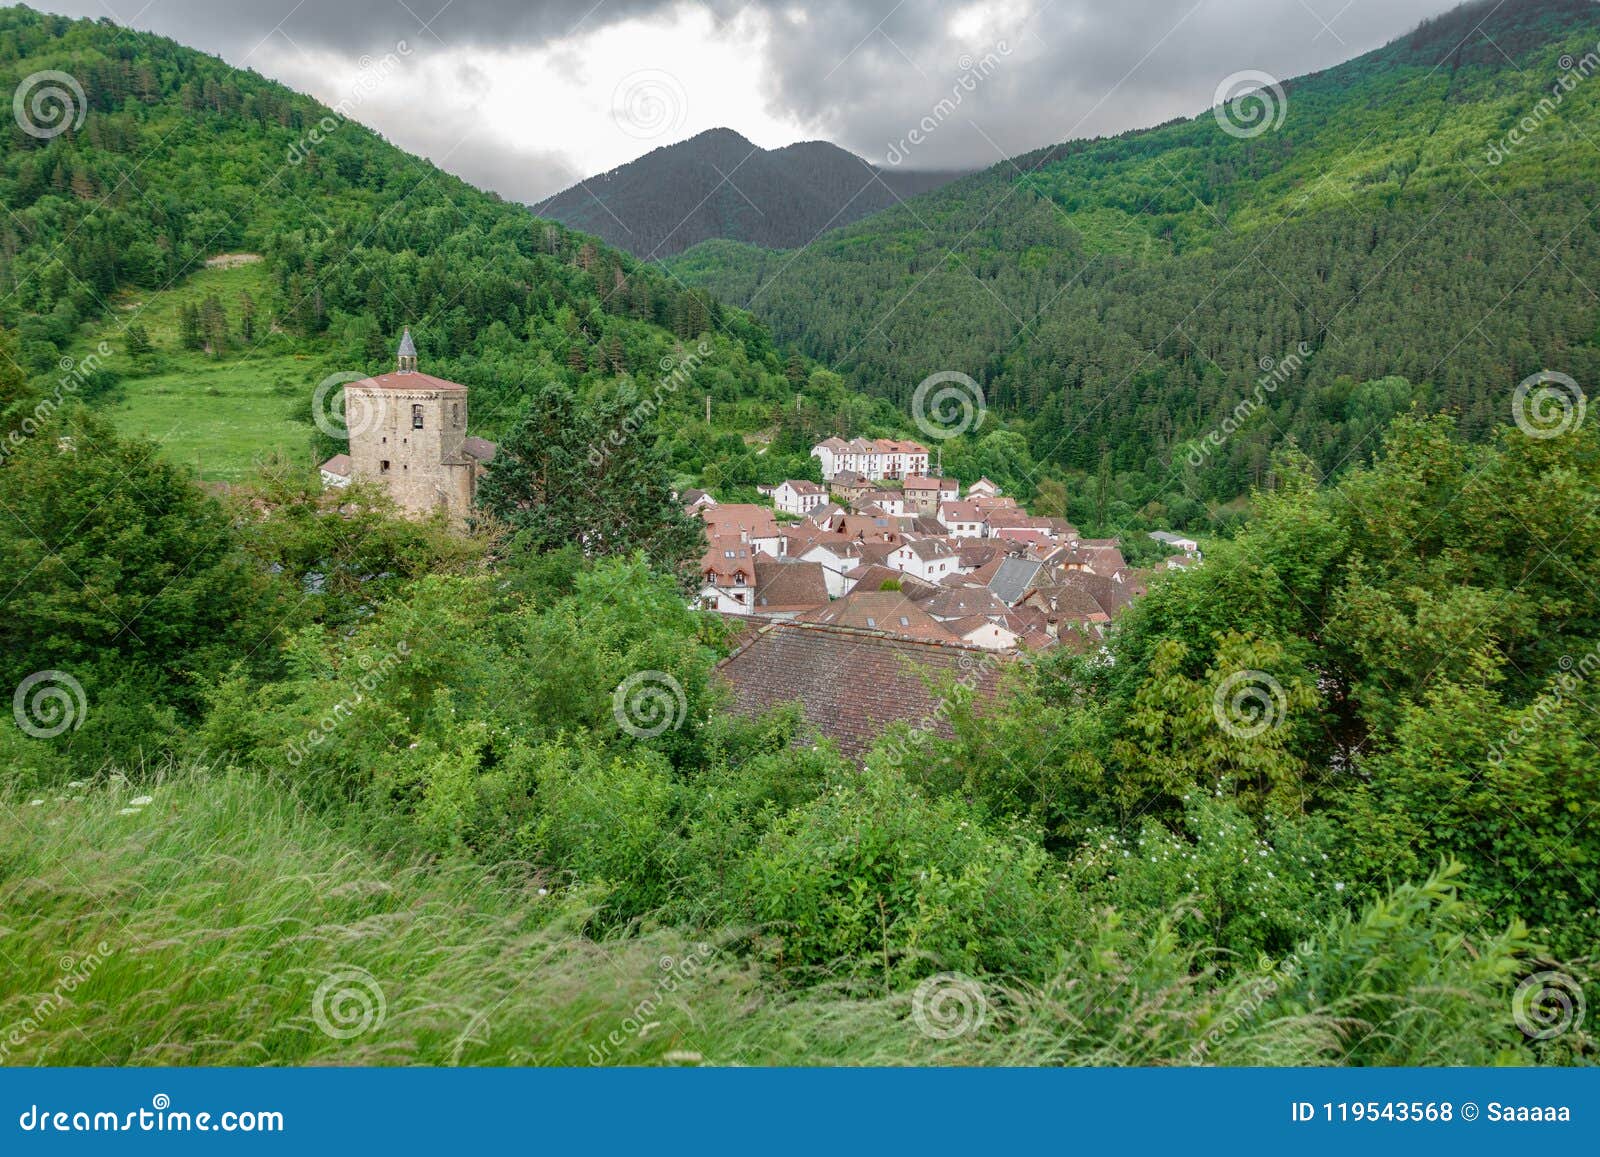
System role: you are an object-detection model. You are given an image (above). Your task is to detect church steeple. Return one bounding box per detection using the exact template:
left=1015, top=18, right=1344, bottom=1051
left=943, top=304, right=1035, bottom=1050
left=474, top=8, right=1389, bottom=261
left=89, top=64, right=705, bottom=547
left=396, top=328, right=418, bottom=373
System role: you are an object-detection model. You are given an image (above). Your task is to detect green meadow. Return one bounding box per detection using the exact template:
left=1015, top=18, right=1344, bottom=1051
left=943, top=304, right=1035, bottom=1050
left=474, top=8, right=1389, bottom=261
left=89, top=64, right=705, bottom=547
left=79, top=262, right=327, bottom=482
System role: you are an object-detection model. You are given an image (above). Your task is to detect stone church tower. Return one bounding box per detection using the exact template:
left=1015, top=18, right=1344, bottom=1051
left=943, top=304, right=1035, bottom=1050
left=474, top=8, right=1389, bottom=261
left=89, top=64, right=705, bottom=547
left=330, top=330, right=496, bottom=524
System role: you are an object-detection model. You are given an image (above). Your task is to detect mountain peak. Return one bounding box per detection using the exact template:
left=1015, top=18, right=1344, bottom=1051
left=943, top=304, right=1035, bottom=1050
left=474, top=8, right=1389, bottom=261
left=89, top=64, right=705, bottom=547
left=536, top=132, right=967, bottom=258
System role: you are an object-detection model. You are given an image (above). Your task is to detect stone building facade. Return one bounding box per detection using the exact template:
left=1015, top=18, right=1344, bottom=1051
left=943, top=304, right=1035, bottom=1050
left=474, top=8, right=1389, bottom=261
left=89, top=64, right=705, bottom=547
left=324, top=330, right=495, bottom=524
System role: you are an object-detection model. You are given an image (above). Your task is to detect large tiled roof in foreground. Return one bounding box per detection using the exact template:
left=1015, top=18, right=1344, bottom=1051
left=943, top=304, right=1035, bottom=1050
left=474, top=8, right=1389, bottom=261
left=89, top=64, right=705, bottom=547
left=716, top=621, right=1010, bottom=760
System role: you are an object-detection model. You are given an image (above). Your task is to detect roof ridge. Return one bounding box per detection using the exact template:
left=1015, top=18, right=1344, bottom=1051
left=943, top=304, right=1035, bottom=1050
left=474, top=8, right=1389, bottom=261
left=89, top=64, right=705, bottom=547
left=715, top=616, right=1004, bottom=666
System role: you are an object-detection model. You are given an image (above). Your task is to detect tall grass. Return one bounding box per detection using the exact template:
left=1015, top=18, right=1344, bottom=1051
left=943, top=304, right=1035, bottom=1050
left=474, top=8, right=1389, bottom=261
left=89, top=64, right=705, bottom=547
left=0, top=767, right=1579, bottom=1066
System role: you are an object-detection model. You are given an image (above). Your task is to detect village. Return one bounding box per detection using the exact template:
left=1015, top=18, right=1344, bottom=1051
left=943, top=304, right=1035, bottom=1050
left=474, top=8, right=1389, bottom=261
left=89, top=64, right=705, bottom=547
left=690, top=435, right=1200, bottom=652
left=317, top=344, right=1203, bottom=758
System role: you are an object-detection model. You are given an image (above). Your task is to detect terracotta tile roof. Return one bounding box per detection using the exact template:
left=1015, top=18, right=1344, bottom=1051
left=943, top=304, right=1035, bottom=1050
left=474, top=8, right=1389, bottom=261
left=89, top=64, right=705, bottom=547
left=701, top=532, right=757, bottom=585
left=461, top=436, right=497, bottom=462
left=782, top=479, right=827, bottom=494
left=699, top=503, right=780, bottom=540
left=922, top=586, right=1012, bottom=620
left=319, top=453, right=352, bottom=476
left=753, top=556, right=830, bottom=611
left=897, top=538, right=957, bottom=561
left=716, top=621, right=1008, bottom=760
left=837, top=515, right=900, bottom=542
left=844, top=564, right=938, bottom=600
left=797, top=590, right=955, bottom=642
left=349, top=371, right=467, bottom=392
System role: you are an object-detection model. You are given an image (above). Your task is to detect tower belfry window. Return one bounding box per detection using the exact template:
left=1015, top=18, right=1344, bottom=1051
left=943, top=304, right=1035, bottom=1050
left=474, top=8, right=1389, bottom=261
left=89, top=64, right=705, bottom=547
left=412, top=404, right=424, bottom=430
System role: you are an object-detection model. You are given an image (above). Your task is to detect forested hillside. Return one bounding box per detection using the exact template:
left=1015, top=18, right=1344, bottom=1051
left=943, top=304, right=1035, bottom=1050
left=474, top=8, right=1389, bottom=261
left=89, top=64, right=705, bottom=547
left=0, top=5, right=810, bottom=463
left=537, top=128, right=965, bottom=259
left=671, top=0, right=1600, bottom=506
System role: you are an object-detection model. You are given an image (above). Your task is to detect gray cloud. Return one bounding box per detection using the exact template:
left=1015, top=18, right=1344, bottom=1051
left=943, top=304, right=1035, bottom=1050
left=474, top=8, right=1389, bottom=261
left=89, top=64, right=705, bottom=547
left=40, top=0, right=1462, bottom=196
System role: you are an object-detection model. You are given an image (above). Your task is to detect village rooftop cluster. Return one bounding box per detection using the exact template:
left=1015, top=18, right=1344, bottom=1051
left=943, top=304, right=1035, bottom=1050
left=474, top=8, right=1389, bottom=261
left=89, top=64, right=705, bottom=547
left=687, top=438, right=1201, bottom=655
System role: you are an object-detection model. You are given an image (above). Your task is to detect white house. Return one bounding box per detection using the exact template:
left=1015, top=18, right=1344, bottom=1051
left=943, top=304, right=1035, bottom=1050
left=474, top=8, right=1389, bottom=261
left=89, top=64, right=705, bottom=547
left=811, top=437, right=930, bottom=481
left=890, top=538, right=960, bottom=583
left=792, top=540, right=866, bottom=597
left=774, top=479, right=828, bottom=515
left=937, top=500, right=987, bottom=538
left=699, top=533, right=758, bottom=613
left=319, top=453, right=352, bottom=489
left=1149, top=530, right=1199, bottom=554
left=944, top=617, right=1021, bottom=651
left=967, top=476, right=1001, bottom=499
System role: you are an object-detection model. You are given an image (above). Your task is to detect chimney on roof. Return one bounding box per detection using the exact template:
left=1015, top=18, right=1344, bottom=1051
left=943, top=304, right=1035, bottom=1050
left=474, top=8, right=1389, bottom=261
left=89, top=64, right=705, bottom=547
left=396, top=328, right=418, bottom=374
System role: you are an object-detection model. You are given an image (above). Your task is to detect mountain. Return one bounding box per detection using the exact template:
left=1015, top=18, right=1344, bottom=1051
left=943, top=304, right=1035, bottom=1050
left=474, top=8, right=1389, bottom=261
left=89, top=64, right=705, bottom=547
left=534, top=127, right=966, bottom=259
left=669, top=0, right=1600, bottom=505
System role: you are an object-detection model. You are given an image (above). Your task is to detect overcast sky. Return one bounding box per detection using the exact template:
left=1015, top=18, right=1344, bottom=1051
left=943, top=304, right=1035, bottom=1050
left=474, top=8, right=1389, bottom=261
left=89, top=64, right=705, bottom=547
left=39, top=0, right=1461, bottom=201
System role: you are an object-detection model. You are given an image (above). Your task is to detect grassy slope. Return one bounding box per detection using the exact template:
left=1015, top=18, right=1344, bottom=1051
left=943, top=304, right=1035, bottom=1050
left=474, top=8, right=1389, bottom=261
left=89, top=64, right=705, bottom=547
left=0, top=767, right=1552, bottom=1067
left=86, top=263, right=326, bottom=481
left=0, top=769, right=770, bottom=1066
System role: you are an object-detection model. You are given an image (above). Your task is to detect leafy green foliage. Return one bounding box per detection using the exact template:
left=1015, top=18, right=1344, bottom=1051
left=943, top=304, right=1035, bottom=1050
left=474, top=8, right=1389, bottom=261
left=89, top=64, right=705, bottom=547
left=477, top=384, right=704, bottom=573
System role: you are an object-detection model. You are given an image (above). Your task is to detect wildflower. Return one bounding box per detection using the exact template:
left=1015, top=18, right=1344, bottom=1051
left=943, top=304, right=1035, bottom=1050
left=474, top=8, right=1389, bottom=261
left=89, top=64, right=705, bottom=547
left=118, top=807, right=141, bottom=816
left=130, top=795, right=153, bottom=806
left=28, top=799, right=44, bottom=806
left=1334, top=881, right=1345, bottom=892
left=67, top=780, right=85, bottom=789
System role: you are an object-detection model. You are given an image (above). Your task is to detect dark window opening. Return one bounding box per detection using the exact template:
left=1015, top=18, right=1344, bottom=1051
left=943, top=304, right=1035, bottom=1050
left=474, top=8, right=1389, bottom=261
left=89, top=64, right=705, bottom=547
left=412, top=404, right=424, bottom=430
left=380, top=460, right=390, bottom=473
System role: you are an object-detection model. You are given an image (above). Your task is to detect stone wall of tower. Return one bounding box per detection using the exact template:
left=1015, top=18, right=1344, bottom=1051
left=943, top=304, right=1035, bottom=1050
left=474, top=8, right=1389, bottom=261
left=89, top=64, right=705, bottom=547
left=346, top=383, right=475, bottom=522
